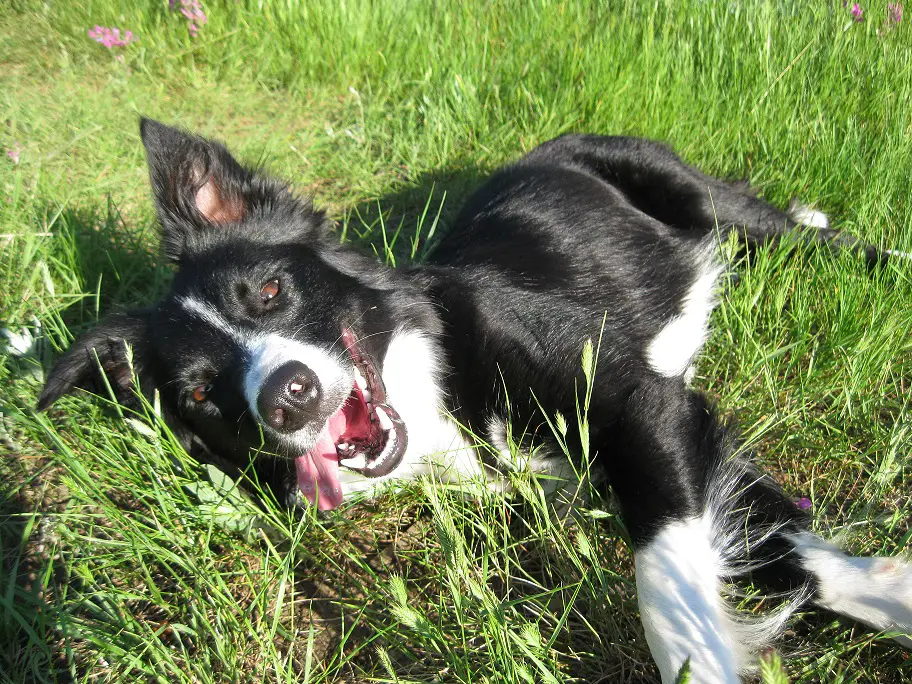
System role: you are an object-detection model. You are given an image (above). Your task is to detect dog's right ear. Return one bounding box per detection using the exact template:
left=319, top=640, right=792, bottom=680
left=140, top=118, right=256, bottom=261
left=139, top=118, right=327, bottom=261
left=37, top=310, right=153, bottom=411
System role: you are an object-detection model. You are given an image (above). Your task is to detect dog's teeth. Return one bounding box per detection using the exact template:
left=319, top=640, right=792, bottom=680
left=354, top=368, right=368, bottom=392
left=379, top=431, right=396, bottom=456
left=337, top=442, right=354, bottom=453
left=375, top=405, right=394, bottom=431
left=340, top=453, right=368, bottom=470
left=362, top=389, right=372, bottom=404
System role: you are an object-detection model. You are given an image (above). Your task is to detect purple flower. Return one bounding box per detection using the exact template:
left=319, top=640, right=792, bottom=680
left=88, top=25, right=137, bottom=49
left=6, top=142, right=20, bottom=165
left=850, top=3, right=864, bottom=21
left=889, top=2, right=903, bottom=24
left=795, top=497, right=812, bottom=511
left=172, top=0, right=208, bottom=38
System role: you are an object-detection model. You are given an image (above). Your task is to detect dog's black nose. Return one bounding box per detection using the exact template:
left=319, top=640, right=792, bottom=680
left=257, top=361, right=322, bottom=432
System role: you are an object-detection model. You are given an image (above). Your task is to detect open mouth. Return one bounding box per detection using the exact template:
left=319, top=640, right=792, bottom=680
left=294, top=328, right=407, bottom=510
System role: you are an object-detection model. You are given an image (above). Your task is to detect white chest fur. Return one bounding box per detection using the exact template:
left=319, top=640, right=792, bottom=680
left=336, top=328, right=484, bottom=497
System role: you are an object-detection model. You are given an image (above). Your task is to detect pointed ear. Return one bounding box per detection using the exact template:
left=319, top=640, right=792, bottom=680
left=139, top=118, right=329, bottom=259
left=140, top=118, right=256, bottom=260
left=38, top=310, right=153, bottom=411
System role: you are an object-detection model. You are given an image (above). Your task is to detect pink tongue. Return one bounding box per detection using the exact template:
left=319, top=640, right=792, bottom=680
left=295, top=410, right=347, bottom=510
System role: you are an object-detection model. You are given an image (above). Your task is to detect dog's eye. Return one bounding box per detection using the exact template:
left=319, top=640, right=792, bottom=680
left=192, top=384, right=212, bottom=403
left=260, top=279, right=280, bottom=302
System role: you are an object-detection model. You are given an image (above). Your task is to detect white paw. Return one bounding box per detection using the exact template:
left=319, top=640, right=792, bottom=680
left=788, top=200, right=830, bottom=230
left=791, top=533, right=912, bottom=646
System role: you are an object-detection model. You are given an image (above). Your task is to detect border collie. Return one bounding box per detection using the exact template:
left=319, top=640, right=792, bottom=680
left=39, top=120, right=912, bottom=682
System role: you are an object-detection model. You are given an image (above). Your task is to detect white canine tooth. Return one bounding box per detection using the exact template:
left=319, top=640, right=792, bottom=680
left=362, top=389, right=372, bottom=404
left=340, top=453, right=368, bottom=470
left=375, top=405, right=394, bottom=431
left=354, top=368, right=368, bottom=391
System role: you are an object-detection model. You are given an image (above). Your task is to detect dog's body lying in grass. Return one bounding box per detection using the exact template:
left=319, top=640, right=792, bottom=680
left=39, top=120, right=912, bottom=682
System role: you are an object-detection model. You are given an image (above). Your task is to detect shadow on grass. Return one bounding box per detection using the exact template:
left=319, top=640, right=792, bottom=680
left=341, top=161, right=485, bottom=264
left=0, top=198, right=171, bottom=680
left=52, top=200, right=173, bottom=330
left=0, top=435, right=71, bottom=680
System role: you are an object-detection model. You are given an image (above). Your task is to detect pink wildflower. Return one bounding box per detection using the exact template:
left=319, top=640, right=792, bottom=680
left=795, top=497, right=812, bottom=511
left=6, top=142, right=20, bottom=165
left=850, top=3, right=864, bottom=21
left=173, top=0, right=208, bottom=38
left=889, top=2, right=903, bottom=23
left=88, top=25, right=137, bottom=49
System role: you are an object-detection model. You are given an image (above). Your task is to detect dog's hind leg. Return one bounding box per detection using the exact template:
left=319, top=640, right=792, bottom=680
left=525, top=134, right=790, bottom=239
left=709, top=464, right=912, bottom=649
left=785, top=532, right=912, bottom=647
left=525, top=134, right=893, bottom=265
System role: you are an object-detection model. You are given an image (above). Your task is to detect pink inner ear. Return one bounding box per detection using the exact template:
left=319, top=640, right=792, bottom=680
left=195, top=176, right=246, bottom=224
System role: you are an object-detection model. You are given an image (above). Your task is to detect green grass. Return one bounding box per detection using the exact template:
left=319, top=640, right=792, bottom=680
left=1, top=1, right=911, bottom=681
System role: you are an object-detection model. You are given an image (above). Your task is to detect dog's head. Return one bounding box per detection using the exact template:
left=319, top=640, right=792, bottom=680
left=39, top=119, right=436, bottom=509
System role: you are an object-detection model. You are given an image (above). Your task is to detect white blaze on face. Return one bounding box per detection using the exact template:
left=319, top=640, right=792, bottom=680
left=177, top=295, right=479, bottom=502
left=242, top=333, right=351, bottom=431
left=178, top=295, right=351, bottom=446
left=179, top=295, right=236, bottom=334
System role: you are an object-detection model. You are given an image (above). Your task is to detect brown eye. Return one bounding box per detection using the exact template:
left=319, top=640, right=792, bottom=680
left=260, top=279, right=280, bottom=302
left=192, top=384, right=211, bottom=403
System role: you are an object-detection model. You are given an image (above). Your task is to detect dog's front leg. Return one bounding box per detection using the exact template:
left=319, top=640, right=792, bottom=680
left=600, top=376, right=816, bottom=683
left=634, top=517, right=740, bottom=683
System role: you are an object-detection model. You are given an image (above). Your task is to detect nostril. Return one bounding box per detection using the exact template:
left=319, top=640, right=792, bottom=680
left=285, top=370, right=319, bottom=407
left=289, top=377, right=309, bottom=395
left=267, top=407, right=286, bottom=429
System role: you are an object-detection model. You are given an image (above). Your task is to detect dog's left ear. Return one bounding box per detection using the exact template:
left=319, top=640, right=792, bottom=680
left=37, top=310, right=154, bottom=411
left=140, top=118, right=323, bottom=261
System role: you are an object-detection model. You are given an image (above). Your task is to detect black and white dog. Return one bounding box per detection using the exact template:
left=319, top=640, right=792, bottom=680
left=39, top=120, right=912, bottom=682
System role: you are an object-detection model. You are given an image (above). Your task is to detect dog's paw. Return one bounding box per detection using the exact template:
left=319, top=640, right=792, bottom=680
left=793, top=533, right=912, bottom=647
left=788, top=200, right=830, bottom=230
left=866, top=556, right=912, bottom=647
